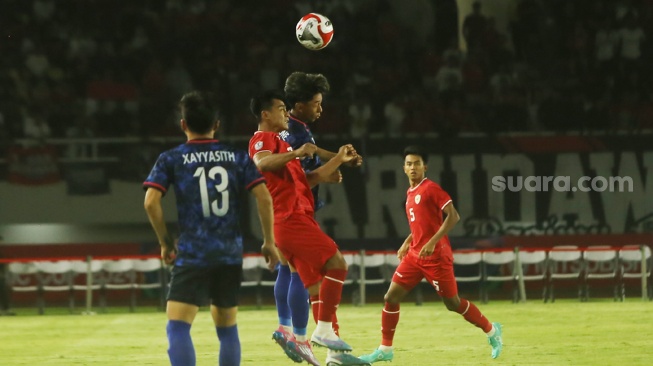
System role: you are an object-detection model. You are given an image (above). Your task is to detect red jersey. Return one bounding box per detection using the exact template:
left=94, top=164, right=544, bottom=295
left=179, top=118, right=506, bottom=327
left=405, top=178, right=452, bottom=258
left=248, top=131, right=314, bottom=219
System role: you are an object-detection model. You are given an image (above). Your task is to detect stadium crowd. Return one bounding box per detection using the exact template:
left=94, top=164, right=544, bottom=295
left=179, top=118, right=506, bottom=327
left=1, top=0, right=652, bottom=147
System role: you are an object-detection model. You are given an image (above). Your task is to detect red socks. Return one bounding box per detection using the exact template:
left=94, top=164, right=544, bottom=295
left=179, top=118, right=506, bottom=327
left=310, top=294, right=340, bottom=336
left=381, top=302, right=400, bottom=346
left=456, top=298, right=492, bottom=333
left=318, top=269, right=347, bottom=322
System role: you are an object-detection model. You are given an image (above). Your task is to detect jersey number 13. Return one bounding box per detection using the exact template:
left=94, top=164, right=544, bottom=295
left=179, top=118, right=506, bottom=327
left=194, top=166, right=229, bottom=217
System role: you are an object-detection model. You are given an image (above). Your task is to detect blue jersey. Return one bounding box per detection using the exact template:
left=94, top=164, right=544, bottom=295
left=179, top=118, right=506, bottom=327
left=279, top=115, right=323, bottom=209
left=143, top=139, right=265, bottom=267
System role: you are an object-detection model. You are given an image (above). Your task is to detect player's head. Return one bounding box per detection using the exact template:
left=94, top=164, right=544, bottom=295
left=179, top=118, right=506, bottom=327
left=179, top=91, right=219, bottom=135
left=403, top=145, right=428, bottom=182
left=249, top=90, right=289, bottom=132
left=284, top=71, right=330, bottom=123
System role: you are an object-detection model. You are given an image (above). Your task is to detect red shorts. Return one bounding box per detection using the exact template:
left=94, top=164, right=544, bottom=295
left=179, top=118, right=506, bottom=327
left=275, top=213, right=339, bottom=288
left=392, top=244, right=458, bottom=298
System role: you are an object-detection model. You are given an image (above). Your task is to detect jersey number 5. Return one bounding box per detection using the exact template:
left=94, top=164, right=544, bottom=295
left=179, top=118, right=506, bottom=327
left=194, top=166, right=229, bottom=217
left=409, top=207, right=416, bottom=222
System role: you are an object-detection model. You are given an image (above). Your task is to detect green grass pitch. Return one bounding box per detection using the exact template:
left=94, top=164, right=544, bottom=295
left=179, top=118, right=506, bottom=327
left=2, top=300, right=652, bottom=365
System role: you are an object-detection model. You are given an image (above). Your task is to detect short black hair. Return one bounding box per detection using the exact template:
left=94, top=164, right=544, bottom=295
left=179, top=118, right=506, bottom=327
left=179, top=91, right=218, bottom=134
left=403, top=145, right=428, bottom=164
left=249, top=90, right=286, bottom=120
left=284, top=72, right=330, bottom=106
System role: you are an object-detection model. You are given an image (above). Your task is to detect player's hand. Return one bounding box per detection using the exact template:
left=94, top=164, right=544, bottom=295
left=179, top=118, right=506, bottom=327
left=160, top=238, right=177, bottom=265
left=261, top=241, right=280, bottom=271
left=295, top=143, right=317, bottom=160
left=346, top=153, right=363, bottom=167
left=419, top=242, right=436, bottom=258
left=397, top=245, right=409, bottom=260
left=336, top=144, right=356, bottom=164
left=324, top=169, right=342, bottom=183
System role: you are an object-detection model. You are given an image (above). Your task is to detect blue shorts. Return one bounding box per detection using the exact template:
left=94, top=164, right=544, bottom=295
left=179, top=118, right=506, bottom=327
left=167, top=264, right=242, bottom=308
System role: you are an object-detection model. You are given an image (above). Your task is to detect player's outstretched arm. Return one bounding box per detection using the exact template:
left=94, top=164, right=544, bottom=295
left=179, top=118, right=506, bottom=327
left=316, top=146, right=363, bottom=167
left=250, top=183, right=279, bottom=270
left=305, top=144, right=355, bottom=187
left=253, top=143, right=317, bottom=172
left=144, top=188, right=176, bottom=264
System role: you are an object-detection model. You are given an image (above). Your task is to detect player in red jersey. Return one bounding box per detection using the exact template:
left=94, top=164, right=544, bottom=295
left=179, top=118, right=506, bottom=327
left=272, top=72, right=363, bottom=362
left=359, top=145, right=503, bottom=363
left=249, top=90, right=370, bottom=366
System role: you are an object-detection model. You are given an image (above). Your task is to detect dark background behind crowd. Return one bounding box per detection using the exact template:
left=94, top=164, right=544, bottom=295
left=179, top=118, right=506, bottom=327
left=1, top=0, right=652, bottom=149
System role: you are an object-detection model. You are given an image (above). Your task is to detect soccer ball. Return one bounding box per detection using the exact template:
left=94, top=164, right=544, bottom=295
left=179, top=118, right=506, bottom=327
left=295, top=13, right=334, bottom=51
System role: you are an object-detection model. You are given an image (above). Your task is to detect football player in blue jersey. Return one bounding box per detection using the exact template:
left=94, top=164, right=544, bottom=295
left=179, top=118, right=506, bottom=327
left=271, top=71, right=363, bottom=362
left=144, top=91, right=279, bottom=366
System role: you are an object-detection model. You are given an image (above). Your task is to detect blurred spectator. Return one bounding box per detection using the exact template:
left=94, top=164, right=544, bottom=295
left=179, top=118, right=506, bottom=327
left=617, top=14, right=645, bottom=75
left=566, top=21, right=590, bottom=74
left=22, top=109, right=51, bottom=142
left=165, top=57, right=194, bottom=98
left=434, top=53, right=464, bottom=106
left=580, top=92, right=612, bottom=132
left=32, top=0, right=55, bottom=22
left=65, top=116, right=96, bottom=158
left=594, top=18, right=620, bottom=87
left=383, top=96, right=406, bottom=138
left=25, top=47, right=50, bottom=79
left=348, top=95, right=372, bottom=139
left=462, top=1, right=488, bottom=52
left=615, top=0, right=638, bottom=22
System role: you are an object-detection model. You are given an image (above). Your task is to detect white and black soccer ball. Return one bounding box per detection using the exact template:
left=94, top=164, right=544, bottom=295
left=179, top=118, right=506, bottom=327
left=295, top=13, right=334, bottom=51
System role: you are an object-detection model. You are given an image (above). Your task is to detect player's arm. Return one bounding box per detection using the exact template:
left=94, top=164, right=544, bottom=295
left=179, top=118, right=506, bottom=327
left=250, top=183, right=279, bottom=270
left=306, top=144, right=356, bottom=187
left=253, top=143, right=317, bottom=172
left=397, top=233, right=412, bottom=260
left=316, top=147, right=336, bottom=162
left=317, top=146, right=363, bottom=167
left=418, top=202, right=460, bottom=258
left=144, top=188, right=176, bottom=264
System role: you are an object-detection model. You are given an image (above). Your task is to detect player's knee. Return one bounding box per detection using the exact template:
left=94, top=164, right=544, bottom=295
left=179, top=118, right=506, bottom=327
left=384, top=292, right=400, bottom=304
left=443, top=298, right=460, bottom=312
left=326, top=251, right=348, bottom=271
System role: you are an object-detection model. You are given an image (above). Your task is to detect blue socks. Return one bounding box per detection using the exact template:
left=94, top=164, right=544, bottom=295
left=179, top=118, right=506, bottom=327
left=289, top=272, right=309, bottom=336
left=274, top=265, right=309, bottom=337
left=274, top=265, right=292, bottom=327
left=167, top=321, right=240, bottom=366
left=167, top=320, right=195, bottom=366
left=217, top=325, right=241, bottom=366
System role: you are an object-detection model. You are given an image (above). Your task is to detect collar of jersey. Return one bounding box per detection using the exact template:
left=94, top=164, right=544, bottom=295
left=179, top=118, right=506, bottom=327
left=288, top=114, right=307, bottom=126
left=408, top=178, right=428, bottom=192
left=187, top=138, right=218, bottom=144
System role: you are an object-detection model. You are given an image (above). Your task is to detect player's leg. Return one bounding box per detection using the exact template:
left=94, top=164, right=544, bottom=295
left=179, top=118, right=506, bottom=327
left=310, top=249, right=351, bottom=350
left=359, top=258, right=421, bottom=363
left=310, top=285, right=339, bottom=335
left=271, top=252, right=305, bottom=362
left=288, top=266, right=310, bottom=337
left=308, top=253, right=370, bottom=366
left=210, top=264, right=245, bottom=366
left=433, top=258, right=502, bottom=359
left=275, top=219, right=321, bottom=365
left=275, top=213, right=349, bottom=352
left=274, top=253, right=292, bottom=332
left=167, top=301, right=199, bottom=366
left=211, top=306, right=241, bottom=366
left=166, top=266, right=203, bottom=366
